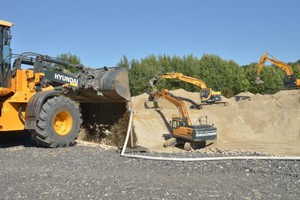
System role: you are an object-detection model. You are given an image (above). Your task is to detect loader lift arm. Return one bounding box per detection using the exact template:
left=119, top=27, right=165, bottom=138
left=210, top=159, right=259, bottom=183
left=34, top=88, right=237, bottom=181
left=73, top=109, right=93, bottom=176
left=255, top=52, right=300, bottom=88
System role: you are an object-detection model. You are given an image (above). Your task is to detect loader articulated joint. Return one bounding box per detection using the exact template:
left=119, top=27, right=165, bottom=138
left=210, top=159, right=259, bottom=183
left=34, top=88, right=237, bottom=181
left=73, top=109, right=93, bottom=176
left=24, top=90, right=62, bottom=130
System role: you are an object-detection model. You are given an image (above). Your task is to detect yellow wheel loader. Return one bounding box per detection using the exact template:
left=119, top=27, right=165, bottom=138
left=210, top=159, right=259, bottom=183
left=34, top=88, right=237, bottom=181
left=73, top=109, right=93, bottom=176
left=0, top=20, right=131, bottom=147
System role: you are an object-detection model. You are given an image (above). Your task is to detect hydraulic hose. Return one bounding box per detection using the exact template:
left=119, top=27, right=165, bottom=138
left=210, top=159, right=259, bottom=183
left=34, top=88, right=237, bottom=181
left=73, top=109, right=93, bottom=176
left=121, top=111, right=300, bottom=161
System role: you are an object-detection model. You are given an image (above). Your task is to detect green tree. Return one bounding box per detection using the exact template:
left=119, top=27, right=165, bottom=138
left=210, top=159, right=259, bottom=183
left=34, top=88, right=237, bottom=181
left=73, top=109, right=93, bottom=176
left=119, top=53, right=299, bottom=97
left=56, top=52, right=82, bottom=73
left=118, top=55, right=130, bottom=70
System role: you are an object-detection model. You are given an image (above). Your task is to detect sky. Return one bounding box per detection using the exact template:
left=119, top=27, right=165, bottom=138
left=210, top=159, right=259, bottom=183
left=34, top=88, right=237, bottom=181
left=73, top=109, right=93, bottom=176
left=2, top=0, right=300, bottom=67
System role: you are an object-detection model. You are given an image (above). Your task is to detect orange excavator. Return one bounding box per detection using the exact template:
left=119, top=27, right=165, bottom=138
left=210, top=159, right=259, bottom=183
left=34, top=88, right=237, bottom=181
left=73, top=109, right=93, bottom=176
left=255, top=52, right=300, bottom=89
left=150, top=72, right=223, bottom=109
left=148, top=89, right=217, bottom=150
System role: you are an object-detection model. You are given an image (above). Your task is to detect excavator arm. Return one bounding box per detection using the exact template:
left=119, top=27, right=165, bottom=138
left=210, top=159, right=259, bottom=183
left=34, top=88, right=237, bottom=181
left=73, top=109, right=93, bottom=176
left=150, top=89, right=192, bottom=125
left=256, top=52, right=300, bottom=88
left=256, top=52, right=293, bottom=77
left=159, top=72, right=208, bottom=88
left=151, top=72, right=222, bottom=104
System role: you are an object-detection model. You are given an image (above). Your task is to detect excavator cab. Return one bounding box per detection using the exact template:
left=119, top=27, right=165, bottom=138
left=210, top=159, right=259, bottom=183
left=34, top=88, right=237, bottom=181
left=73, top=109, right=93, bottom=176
left=200, top=88, right=211, bottom=100
left=283, top=75, right=298, bottom=88
left=200, top=88, right=222, bottom=103
left=171, top=117, right=188, bottom=129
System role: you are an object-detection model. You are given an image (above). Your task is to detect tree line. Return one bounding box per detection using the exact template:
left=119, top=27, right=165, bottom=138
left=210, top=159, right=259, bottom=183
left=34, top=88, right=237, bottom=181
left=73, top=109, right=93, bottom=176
left=117, top=54, right=300, bottom=97
left=57, top=53, right=300, bottom=98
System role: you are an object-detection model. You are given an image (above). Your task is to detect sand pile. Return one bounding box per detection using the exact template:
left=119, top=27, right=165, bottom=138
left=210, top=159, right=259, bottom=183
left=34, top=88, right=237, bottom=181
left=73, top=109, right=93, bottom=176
left=131, top=89, right=300, bottom=156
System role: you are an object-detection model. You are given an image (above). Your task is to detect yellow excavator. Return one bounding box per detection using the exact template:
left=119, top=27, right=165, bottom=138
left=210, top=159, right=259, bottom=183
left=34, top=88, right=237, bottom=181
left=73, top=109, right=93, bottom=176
left=148, top=88, right=217, bottom=150
left=151, top=72, right=223, bottom=109
left=0, top=20, right=131, bottom=147
left=255, top=52, right=300, bottom=88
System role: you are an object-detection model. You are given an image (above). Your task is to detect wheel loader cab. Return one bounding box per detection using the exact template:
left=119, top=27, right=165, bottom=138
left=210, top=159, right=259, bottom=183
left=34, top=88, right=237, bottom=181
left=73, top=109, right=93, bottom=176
left=0, top=20, right=13, bottom=88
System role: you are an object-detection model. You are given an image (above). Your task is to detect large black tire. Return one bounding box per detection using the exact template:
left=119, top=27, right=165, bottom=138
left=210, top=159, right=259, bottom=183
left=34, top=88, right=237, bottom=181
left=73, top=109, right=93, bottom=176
left=33, top=96, right=82, bottom=148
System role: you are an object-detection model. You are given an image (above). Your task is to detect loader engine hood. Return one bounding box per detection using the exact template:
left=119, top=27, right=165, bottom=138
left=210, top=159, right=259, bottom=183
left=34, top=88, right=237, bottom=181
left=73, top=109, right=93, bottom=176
left=65, top=66, right=131, bottom=102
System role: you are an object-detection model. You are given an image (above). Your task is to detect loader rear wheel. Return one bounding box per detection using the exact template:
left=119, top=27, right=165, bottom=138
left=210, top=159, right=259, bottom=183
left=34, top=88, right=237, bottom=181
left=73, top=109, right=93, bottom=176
left=34, top=96, right=82, bottom=148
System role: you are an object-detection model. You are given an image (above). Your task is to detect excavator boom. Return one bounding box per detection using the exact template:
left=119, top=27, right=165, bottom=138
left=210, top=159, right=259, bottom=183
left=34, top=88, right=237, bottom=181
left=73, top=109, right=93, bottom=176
left=257, top=52, right=293, bottom=76
left=150, top=89, right=192, bottom=125
left=159, top=72, right=208, bottom=88
left=151, top=72, right=222, bottom=105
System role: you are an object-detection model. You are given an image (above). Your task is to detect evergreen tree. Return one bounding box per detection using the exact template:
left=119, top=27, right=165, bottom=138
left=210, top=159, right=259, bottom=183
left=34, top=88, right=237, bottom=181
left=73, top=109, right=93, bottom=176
left=56, top=52, right=81, bottom=73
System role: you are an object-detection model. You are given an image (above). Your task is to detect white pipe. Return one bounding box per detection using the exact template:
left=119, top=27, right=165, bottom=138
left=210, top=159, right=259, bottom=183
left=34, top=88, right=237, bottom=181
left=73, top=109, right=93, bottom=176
left=120, top=110, right=134, bottom=155
left=121, top=111, right=300, bottom=161
left=121, top=154, right=300, bottom=161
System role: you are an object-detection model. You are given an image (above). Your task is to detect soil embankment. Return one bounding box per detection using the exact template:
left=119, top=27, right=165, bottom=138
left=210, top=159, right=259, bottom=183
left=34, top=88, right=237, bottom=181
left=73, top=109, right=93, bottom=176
left=132, top=89, right=300, bottom=156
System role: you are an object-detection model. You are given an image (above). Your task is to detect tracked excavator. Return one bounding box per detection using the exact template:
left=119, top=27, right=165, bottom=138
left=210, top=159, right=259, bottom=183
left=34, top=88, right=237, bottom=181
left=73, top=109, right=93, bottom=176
left=148, top=88, right=217, bottom=150
left=150, top=72, right=223, bottom=109
left=0, top=20, right=130, bottom=147
left=255, top=52, right=300, bottom=89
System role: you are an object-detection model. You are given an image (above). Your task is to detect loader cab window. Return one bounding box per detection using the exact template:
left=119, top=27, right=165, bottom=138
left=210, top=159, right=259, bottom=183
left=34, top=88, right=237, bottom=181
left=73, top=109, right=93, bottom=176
left=0, top=27, right=12, bottom=87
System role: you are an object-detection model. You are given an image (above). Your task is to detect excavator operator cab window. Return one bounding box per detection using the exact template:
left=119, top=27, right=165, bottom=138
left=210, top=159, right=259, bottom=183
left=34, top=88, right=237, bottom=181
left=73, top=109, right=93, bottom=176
left=179, top=120, right=188, bottom=127
left=171, top=120, right=179, bottom=129
left=201, top=89, right=210, bottom=98
left=283, top=75, right=297, bottom=87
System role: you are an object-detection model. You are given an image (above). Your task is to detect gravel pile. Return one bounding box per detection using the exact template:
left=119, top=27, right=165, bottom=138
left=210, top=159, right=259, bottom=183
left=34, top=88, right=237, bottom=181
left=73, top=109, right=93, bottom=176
left=0, top=143, right=299, bottom=199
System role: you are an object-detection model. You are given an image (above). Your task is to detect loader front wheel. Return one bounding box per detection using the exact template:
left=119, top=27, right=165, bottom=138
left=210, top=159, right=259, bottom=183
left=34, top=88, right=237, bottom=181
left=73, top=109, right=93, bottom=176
left=34, top=96, right=81, bottom=148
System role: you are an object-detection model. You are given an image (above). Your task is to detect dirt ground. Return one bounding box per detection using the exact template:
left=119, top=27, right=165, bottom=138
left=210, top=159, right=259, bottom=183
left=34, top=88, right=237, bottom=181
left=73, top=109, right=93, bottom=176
left=131, top=89, right=300, bottom=156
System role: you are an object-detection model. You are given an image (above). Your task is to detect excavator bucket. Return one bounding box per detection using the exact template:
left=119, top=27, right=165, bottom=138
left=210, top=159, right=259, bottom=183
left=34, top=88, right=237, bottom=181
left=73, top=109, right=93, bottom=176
left=149, top=77, right=158, bottom=92
left=255, top=76, right=264, bottom=84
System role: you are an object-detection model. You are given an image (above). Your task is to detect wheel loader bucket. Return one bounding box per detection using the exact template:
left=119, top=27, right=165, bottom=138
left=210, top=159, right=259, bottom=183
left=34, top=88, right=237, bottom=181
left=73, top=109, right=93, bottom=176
left=66, top=66, right=134, bottom=147
left=66, top=66, right=131, bottom=102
